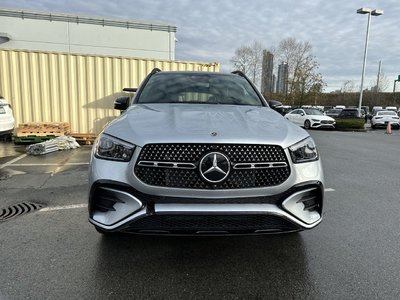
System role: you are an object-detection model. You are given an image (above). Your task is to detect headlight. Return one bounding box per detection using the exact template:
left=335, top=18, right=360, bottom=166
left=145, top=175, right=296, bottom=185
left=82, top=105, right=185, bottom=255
left=289, top=137, right=318, bottom=163
left=311, top=119, right=320, bottom=122
left=95, top=134, right=135, bottom=162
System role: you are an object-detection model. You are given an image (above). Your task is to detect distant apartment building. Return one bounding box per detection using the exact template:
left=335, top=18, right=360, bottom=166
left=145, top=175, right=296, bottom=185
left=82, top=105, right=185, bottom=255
left=272, top=74, right=276, bottom=93
left=0, top=8, right=176, bottom=59
left=276, top=62, right=288, bottom=94
left=261, top=50, right=274, bottom=97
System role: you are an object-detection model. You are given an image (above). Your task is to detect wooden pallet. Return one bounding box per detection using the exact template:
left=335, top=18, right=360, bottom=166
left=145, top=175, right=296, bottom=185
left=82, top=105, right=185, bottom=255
left=14, top=135, right=58, bottom=144
left=68, top=133, right=97, bottom=145
left=16, top=122, right=70, bottom=137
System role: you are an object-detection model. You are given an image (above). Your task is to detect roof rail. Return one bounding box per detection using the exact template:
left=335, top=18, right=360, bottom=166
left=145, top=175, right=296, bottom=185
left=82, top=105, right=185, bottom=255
left=151, top=68, right=162, bottom=75
left=231, top=70, right=245, bottom=77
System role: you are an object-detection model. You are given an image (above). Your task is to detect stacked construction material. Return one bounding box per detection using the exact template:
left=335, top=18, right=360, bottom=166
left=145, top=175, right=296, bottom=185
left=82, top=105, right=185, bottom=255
left=15, top=122, right=70, bottom=144
left=26, top=136, right=80, bottom=155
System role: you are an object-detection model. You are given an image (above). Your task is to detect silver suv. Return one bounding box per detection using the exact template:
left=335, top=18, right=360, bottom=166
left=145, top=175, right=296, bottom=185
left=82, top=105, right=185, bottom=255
left=88, top=69, right=324, bottom=235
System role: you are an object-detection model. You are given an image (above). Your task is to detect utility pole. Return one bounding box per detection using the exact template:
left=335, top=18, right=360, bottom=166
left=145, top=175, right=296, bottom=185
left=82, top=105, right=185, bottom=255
left=376, top=61, right=382, bottom=91
left=393, top=75, right=400, bottom=102
left=356, top=8, right=384, bottom=112
left=376, top=61, right=382, bottom=102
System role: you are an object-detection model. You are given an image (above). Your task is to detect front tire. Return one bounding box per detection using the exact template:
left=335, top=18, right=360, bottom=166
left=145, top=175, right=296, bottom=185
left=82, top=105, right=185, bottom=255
left=304, top=120, right=311, bottom=129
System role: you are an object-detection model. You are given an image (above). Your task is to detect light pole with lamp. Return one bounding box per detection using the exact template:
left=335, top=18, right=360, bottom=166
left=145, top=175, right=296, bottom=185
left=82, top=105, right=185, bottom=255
left=357, top=8, right=383, bottom=112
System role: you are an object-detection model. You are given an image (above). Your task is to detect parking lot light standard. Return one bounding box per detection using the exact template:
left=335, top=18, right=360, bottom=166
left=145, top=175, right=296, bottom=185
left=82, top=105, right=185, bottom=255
left=357, top=8, right=383, bottom=112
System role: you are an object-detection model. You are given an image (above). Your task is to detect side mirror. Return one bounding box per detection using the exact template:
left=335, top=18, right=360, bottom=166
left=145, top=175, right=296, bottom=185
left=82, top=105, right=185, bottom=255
left=300, top=113, right=305, bottom=116
left=114, top=96, right=130, bottom=111
left=268, top=100, right=282, bottom=109
left=122, top=88, right=137, bottom=93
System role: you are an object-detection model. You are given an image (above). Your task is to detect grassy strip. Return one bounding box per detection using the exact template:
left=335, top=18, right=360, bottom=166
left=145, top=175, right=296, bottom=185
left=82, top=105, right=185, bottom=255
left=335, top=118, right=365, bottom=130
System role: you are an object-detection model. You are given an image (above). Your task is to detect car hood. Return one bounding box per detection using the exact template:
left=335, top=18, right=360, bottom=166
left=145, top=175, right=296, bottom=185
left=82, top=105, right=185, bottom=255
left=104, top=104, right=309, bottom=148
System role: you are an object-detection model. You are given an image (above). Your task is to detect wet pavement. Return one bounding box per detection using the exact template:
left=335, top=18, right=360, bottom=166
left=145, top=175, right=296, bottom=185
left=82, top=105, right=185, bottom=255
left=1, top=130, right=400, bottom=299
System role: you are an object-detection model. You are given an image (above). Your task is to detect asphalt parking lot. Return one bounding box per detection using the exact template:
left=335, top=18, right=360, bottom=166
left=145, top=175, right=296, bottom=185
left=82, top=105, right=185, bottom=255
left=1, top=129, right=400, bottom=299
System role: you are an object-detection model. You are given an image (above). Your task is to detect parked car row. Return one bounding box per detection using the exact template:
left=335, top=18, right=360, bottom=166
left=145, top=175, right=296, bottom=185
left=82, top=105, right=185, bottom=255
left=281, top=104, right=400, bottom=130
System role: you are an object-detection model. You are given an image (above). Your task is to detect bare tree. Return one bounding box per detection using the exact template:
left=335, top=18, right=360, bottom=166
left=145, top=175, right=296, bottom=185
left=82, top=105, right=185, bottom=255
left=231, top=41, right=263, bottom=85
left=276, top=37, right=325, bottom=105
left=370, top=73, right=390, bottom=92
left=342, top=80, right=355, bottom=93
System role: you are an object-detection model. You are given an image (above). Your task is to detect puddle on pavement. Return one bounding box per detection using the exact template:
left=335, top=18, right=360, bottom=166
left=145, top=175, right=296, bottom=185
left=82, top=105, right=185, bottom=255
left=0, top=168, right=27, bottom=180
left=0, top=141, right=26, bottom=157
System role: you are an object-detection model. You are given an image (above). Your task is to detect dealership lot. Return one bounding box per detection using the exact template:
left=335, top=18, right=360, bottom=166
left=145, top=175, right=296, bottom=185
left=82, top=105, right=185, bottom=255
left=1, top=130, right=400, bottom=299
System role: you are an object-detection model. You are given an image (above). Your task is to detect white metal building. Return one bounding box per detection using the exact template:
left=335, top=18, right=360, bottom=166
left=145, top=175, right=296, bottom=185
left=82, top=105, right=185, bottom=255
left=0, top=8, right=221, bottom=134
left=0, top=7, right=176, bottom=60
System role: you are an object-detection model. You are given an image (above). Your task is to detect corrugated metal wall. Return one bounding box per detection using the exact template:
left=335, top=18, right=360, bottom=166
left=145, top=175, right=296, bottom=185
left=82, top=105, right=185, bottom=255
left=0, top=49, right=220, bottom=134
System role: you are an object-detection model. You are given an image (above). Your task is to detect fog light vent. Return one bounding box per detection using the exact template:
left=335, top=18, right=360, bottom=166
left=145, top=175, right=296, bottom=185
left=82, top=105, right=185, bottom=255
left=282, top=188, right=322, bottom=225
left=297, top=195, right=319, bottom=212
left=91, top=187, right=142, bottom=226
left=93, top=187, right=125, bottom=212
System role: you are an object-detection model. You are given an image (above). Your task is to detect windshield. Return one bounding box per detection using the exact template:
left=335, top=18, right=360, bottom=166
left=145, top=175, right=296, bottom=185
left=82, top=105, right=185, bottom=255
left=304, top=108, right=323, bottom=115
left=137, top=73, right=263, bottom=106
left=340, top=109, right=359, bottom=116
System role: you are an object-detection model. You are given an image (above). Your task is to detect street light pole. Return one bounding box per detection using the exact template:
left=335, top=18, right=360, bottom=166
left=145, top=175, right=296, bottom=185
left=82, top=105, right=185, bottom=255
left=357, top=8, right=383, bottom=112
left=393, top=76, right=400, bottom=101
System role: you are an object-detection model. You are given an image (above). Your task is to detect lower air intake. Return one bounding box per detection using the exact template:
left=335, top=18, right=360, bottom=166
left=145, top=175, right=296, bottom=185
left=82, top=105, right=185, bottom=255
left=124, top=214, right=298, bottom=233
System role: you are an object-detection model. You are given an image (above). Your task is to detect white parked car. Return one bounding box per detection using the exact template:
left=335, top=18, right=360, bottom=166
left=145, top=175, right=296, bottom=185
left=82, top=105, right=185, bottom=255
left=385, top=106, right=397, bottom=112
left=0, top=97, right=15, bottom=136
left=285, top=108, right=335, bottom=129
left=371, top=110, right=400, bottom=129
left=371, top=106, right=383, bottom=115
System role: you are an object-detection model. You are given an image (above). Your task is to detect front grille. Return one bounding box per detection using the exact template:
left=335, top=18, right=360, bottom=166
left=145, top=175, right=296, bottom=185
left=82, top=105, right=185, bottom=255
left=135, top=167, right=290, bottom=189
left=321, top=120, right=334, bottom=124
left=135, top=144, right=290, bottom=189
left=124, top=214, right=298, bottom=233
left=138, top=144, right=287, bottom=163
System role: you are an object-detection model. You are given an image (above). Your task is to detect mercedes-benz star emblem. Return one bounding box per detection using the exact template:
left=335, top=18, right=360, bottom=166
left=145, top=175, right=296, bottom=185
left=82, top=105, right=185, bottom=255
left=199, top=152, right=230, bottom=183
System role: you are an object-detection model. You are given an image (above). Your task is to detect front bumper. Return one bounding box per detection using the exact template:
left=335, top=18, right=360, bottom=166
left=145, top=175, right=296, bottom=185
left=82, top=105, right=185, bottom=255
left=89, top=145, right=324, bottom=235
left=372, top=121, right=399, bottom=128
left=89, top=180, right=324, bottom=234
left=311, top=121, right=335, bottom=129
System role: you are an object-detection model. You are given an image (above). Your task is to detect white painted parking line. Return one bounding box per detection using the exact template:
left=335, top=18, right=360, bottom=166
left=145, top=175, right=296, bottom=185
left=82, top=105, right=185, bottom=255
left=325, top=188, right=335, bottom=192
left=0, top=154, right=28, bottom=170
left=10, top=163, right=89, bottom=167
left=40, top=204, right=87, bottom=212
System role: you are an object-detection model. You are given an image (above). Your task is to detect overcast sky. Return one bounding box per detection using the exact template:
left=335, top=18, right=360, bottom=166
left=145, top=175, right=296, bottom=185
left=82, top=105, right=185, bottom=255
left=1, top=0, right=399, bottom=92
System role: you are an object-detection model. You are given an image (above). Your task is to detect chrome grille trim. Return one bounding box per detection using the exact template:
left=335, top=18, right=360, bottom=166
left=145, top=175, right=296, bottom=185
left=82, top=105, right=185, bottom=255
left=138, top=161, right=196, bottom=169
left=233, top=162, right=287, bottom=170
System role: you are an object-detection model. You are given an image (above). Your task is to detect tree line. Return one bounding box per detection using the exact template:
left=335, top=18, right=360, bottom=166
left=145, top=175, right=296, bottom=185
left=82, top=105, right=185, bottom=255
left=230, top=37, right=393, bottom=107
left=231, top=37, right=324, bottom=106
